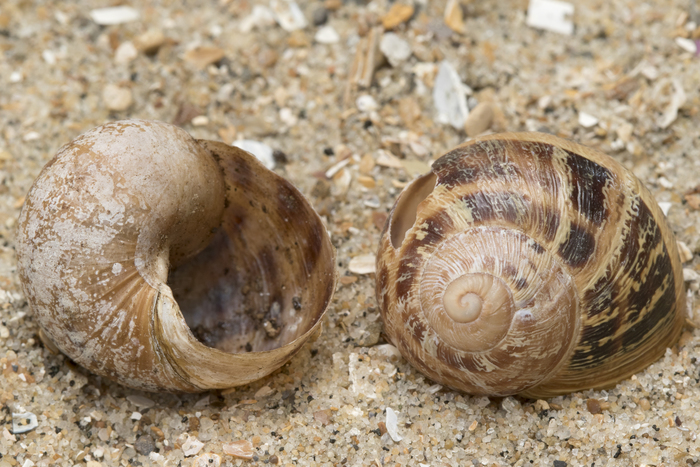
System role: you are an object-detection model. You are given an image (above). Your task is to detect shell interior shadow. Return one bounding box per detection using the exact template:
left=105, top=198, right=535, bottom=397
left=390, top=172, right=437, bottom=248
left=168, top=141, right=335, bottom=356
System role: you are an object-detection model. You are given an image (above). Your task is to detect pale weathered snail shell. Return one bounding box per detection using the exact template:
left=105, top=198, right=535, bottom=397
left=16, top=119, right=336, bottom=392
left=376, top=132, right=685, bottom=398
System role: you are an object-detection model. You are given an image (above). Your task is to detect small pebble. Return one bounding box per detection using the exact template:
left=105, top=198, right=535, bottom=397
left=314, top=409, right=332, bottom=425
left=222, top=440, right=254, bottom=459
left=444, top=0, right=465, bottom=34
left=315, top=25, right=340, bottom=44
left=375, top=149, right=403, bottom=169
left=184, top=46, right=225, bottom=69
left=382, top=3, right=414, bottom=30
left=191, top=115, right=209, bottom=127
left=683, top=268, right=699, bottom=282
left=279, top=107, right=297, bottom=126
left=134, top=435, right=155, bottom=456
left=89, top=6, right=140, bottom=25
left=127, top=394, right=156, bottom=408
left=586, top=398, right=602, bottom=414
left=135, top=30, right=166, bottom=55
left=193, top=453, right=221, bottom=467
left=23, top=132, right=40, bottom=142
left=254, top=385, right=275, bottom=398
left=374, top=343, right=402, bottom=359
left=312, top=7, right=329, bottom=26
left=42, top=50, right=56, bottom=65
left=379, top=32, right=412, bottom=67
left=102, top=84, right=133, bottom=111
left=115, top=41, right=138, bottom=64
left=677, top=241, right=693, bottom=263
left=464, top=102, right=494, bottom=136
left=258, top=48, right=278, bottom=68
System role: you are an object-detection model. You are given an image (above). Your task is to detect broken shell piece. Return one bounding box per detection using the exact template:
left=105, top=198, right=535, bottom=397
left=433, top=60, right=470, bottom=129
left=349, top=254, right=376, bottom=274
left=182, top=435, right=205, bottom=457
left=12, top=412, right=39, bottom=434
left=223, top=440, right=255, bottom=459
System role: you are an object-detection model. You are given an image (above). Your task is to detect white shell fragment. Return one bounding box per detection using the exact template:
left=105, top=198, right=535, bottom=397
left=658, top=202, right=673, bottom=216
left=578, top=112, right=599, bottom=128
left=433, top=60, right=470, bottom=130
left=376, top=149, right=403, bottom=169
left=348, top=254, right=376, bottom=274
left=89, top=6, right=140, bottom=25
left=658, top=80, right=686, bottom=129
left=526, top=0, right=574, bottom=36
left=115, top=41, right=138, bottom=64
left=380, top=32, right=412, bottom=67
left=181, top=436, right=205, bottom=457
left=315, top=25, right=340, bottom=44
left=12, top=412, right=38, bottom=434
left=356, top=94, right=379, bottom=112
left=385, top=407, right=403, bottom=442
left=222, top=440, right=254, bottom=459
left=232, top=140, right=276, bottom=170
left=675, top=37, right=698, bottom=54
left=270, top=0, right=307, bottom=32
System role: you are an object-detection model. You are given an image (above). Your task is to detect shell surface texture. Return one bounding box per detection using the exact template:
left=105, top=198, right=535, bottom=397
left=16, top=119, right=336, bottom=392
left=376, top=132, right=685, bottom=398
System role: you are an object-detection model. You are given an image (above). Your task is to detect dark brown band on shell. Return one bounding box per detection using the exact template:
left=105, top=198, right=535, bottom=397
left=377, top=132, right=685, bottom=398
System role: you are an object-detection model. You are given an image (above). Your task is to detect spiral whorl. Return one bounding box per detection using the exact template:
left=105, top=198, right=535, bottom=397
left=376, top=132, right=685, bottom=397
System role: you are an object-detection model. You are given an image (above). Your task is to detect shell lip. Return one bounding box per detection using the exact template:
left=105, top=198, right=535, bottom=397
left=150, top=139, right=338, bottom=390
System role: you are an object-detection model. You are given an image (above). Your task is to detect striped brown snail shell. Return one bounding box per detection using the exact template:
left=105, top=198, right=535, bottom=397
left=376, top=132, right=686, bottom=398
left=16, top=119, right=336, bottom=392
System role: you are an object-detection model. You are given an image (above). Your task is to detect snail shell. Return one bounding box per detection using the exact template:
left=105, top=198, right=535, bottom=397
left=16, top=120, right=336, bottom=392
left=376, top=132, right=685, bottom=398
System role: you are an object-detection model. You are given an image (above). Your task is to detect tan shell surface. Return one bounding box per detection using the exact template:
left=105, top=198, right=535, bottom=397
left=16, top=120, right=336, bottom=392
left=376, top=132, right=685, bottom=398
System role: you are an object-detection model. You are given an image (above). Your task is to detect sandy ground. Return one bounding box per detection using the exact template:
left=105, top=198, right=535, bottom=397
left=2, top=0, right=700, bottom=466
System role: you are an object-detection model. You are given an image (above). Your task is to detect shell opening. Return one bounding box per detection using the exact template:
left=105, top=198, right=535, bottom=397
left=164, top=142, right=335, bottom=358
left=390, top=172, right=437, bottom=249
